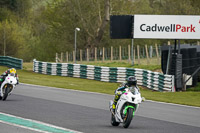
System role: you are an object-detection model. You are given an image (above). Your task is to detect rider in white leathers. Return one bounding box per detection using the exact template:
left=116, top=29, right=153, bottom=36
left=112, top=76, right=138, bottom=112
left=0, top=68, right=19, bottom=99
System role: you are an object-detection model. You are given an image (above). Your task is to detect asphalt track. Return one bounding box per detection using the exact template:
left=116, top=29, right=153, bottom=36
left=0, top=83, right=200, bottom=133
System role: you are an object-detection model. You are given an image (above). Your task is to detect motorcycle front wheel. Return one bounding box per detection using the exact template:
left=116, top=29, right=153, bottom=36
left=2, top=85, right=12, bottom=101
left=111, top=113, right=120, bottom=126
left=123, top=108, right=133, bottom=128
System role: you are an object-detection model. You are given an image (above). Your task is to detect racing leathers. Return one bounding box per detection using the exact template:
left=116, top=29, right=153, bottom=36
left=112, top=82, right=129, bottom=110
left=0, top=69, right=19, bottom=90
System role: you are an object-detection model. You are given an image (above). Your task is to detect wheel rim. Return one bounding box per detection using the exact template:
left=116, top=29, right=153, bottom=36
left=3, top=85, right=7, bottom=94
left=123, top=113, right=128, bottom=122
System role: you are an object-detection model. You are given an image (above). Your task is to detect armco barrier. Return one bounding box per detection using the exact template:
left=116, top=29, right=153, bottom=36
left=0, top=56, right=23, bottom=69
left=33, top=59, right=175, bottom=92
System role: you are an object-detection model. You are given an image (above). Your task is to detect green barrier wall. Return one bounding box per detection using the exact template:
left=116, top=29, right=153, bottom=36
left=33, top=59, right=175, bottom=92
left=0, top=56, right=23, bottom=69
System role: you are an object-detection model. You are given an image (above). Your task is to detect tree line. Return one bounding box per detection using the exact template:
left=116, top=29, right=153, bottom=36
left=0, top=0, right=200, bottom=62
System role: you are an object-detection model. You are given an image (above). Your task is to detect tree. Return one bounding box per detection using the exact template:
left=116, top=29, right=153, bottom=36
left=0, top=20, right=22, bottom=57
left=1, top=0, right=200, bottom=61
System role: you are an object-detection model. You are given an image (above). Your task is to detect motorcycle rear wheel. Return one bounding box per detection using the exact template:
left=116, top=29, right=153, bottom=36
left=123, top=108, right=133, bottom=128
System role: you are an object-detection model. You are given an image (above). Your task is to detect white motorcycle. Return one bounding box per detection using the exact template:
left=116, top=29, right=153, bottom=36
left=109, top=86, right=143, bottom=128
left=0, top=73, right=18, bottom=101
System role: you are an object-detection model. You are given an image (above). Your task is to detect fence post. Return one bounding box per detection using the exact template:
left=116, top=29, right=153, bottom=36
left=149, top=46, right=153, bottom=58
left=137, top=45, right=140, bottom=65
left=145, top=45, right=150, bottom=65
left=119, top=46, right=122, bottom=61
left=128, top=45, right=131, bottom=63
left=66, top=52, right=68, bottom=62
left=56, top=53, right=58, bottom=63
left=102, top=47, right=105, bottom=62
left=155, top=43, right=159, bottom=65
left=95, top=47, right=97, bottom=62
left=61, top=52, right=63, bottom=62
left=111, top=46, right=113, bottom=62
left=198, top=41, right=200, bottom=45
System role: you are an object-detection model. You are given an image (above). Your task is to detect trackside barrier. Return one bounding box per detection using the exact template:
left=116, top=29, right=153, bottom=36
left=0, top=56, right=23, bottom=69
left=33, top=59, right=175, bottom=92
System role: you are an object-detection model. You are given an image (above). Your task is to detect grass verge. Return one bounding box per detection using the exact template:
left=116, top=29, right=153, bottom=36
left=0, top=63, right=200, bottom=107
left=72, top=58, right=161, bottom=71
left=78, top=61, right=161, bottom=71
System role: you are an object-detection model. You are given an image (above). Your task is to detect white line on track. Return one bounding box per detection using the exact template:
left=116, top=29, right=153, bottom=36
left=0, top=112, right=83, bottom=133
left=0, top=120, right=47, bottom=133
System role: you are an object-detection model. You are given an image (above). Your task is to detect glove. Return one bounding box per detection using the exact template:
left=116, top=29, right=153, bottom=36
left=115, top=90, right=122, bottom=95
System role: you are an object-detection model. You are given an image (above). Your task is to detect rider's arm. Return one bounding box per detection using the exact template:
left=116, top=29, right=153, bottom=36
left=114, top=83, right=125, bottom=94
left=116, top=83, right=129, bottom=91
left=117, top=86, right=126, bottom=91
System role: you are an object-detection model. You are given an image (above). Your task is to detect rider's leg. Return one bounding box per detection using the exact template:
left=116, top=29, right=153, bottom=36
left=112, top=94, right=120, bottom=110
left=0, top=76, right=4, bottom=88
left=0, top=76, right=5, bottom=93
left=0, top=77, right=3, bottom=88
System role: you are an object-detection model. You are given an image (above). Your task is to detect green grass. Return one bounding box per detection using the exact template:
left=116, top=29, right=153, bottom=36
left=0, top=63, right=200, bottom=107
left=72, top=57, right=161, bottom=69
left=0, top=65, right=119, bottom=95
left=141, top=89, right=200, bottom=107
left=78, top=61, right=161, bottom=71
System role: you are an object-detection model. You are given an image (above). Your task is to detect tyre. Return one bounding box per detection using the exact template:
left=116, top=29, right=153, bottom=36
left=2, top=84, right=12, bottom=101
left=111, top=113, right=120, bottom=126
left=123, top=108, right=133, bottom=128
left=2, top=88, right=8, bottom=101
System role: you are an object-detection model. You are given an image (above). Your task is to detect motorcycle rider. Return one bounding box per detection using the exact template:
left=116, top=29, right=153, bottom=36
left=112, top=76, right=138, bottom=112
left=0, top=68, right=19, bottom=99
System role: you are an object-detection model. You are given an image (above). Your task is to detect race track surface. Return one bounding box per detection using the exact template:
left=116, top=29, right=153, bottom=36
left=0, top=84, right=200, bottom=133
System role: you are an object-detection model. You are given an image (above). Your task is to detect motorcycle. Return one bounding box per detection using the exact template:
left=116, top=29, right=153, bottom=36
left=109, top=86, right=144, bottom=128
left=0, top=73, right=18, bottom=101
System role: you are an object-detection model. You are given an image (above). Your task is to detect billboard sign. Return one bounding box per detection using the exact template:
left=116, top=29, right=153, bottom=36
left=134, top=15, right=200, bottom=39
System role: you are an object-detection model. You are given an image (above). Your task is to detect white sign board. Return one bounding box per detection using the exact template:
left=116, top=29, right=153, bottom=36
left=134, top=15, right=200, bottom=39
left=186, top=75, right=192, bottom=86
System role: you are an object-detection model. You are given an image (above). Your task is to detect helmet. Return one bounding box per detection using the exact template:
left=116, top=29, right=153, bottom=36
left=9, top=68, right=16, bottom=74
left=127, top=76, right=137, bottom=87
